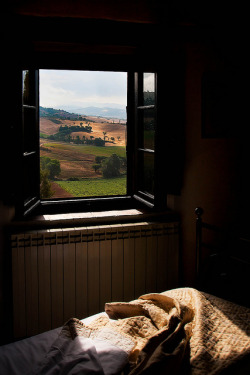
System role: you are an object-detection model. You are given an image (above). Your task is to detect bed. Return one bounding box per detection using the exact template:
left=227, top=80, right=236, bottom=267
left=0, top=209, right=250, bottom=375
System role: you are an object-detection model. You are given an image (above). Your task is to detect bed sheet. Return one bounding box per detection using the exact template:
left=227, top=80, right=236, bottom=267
left=0, top=312, right=129, bottom=375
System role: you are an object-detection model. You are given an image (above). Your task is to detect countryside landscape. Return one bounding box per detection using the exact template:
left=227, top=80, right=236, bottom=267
left=40, top=106, right=127, bottom=199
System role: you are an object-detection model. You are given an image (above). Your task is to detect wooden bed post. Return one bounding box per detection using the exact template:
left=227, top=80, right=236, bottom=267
left=195, top=207, right=203, bottom=285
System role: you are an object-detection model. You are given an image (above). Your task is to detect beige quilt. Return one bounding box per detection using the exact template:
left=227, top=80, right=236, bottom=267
left=163, top=288, right=250, bottom=375
left=63, top=288, right=250, bottom=375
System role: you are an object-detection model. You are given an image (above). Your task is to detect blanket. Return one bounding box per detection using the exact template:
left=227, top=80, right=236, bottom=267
left=163, top=288, right=250, bottom=375
left=105, top=288, right=250, bottom=374
left=35, top=288, right=250, bottom=375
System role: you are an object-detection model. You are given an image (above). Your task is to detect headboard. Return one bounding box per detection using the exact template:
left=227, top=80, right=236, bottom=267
left=195, top=207, right=250, bottom=307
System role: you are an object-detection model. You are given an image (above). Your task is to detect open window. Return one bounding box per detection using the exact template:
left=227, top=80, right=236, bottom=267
left=14, top=68, right=168, bottom=217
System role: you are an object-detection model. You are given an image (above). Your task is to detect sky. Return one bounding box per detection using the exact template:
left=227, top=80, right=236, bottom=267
left=39, top=70, right=127, bottom=109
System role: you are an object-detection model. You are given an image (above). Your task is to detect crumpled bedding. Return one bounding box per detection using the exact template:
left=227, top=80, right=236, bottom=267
left=163, top=288, right=250, bottom=375
left=32, top=288, right=250, bottom=375
left=33, top=315, right=134, bottom=375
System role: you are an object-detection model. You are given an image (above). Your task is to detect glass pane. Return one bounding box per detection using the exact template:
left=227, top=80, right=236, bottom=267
left=23, top=70, right=36, bottom=106
left=23, top=154, right=39, bottom=205
left=143, top=73, right=155, bottom=105
left=139, top=108, right=155, bottom=150
left=23, top=107, right=37, bottom=152
left=138, top=151, right=154, bottom=196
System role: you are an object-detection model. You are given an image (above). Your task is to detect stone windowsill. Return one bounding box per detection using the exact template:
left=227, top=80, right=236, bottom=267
left=9, top=209, right=178, bottom=232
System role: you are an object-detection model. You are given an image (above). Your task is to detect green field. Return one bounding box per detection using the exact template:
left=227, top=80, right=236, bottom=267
left=56, top=176, right=127, bottom=197
left=42, top=142, right=126, bottom=158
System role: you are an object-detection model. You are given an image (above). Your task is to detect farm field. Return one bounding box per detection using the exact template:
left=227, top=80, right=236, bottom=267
left=40, top=140, right=126, bottom=180
left=40, top=117, right=126, bottom=146
left=56, top=176, right=127, bottom=197
left=40, top=113, right=127, bottom=198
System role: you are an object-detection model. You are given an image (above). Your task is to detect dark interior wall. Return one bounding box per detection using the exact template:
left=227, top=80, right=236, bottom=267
left=0, top=204, right=15, bottom=333
left=5, top=0, right=163, bottom=23
left=168, top=39, right=241, bottom=285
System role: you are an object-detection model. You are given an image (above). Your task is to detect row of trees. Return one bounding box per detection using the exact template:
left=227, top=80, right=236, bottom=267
left=41, top=133, right=121, bottom=147
left=44, top=123, right=93, bottom=143
left=44, top=133, right=106, bottom=146
left=58, top=123, right=93, bottom=133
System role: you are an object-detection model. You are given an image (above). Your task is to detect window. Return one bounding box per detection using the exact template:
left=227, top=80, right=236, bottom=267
left=39, top=70, right=127, bottom=200
left=15, top=68, right=168, bottom=217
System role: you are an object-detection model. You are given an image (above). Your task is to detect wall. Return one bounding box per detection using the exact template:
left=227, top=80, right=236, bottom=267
left=0, top=202, right=15, bottom=343
left=168, top=41, right=240, bottom=285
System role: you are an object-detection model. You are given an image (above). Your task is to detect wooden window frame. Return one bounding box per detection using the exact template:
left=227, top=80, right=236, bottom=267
left=14, top=68, right=168, bottom=217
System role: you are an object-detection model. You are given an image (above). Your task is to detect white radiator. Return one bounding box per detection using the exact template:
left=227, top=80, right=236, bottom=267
left=11, top=221, right=179, bottom=338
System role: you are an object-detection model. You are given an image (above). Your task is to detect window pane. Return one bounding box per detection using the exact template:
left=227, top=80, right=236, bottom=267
left=39, top=70, right=127, bottom=199
left=23, top=70, right=36, bottom=106
left=139, top=108, right=155, bottom=150
left=23, top=107, right=37, bottom=153
left=23, top=154, right=39, bottom=206
left=143, top=73, right=155, bottom=106
left=138, top=151, right=154, bottom=196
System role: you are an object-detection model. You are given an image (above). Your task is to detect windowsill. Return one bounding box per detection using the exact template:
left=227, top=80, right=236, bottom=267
left=9, top=208, right=179, bottom=232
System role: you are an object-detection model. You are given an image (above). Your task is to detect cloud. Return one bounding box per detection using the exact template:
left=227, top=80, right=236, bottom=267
left=143, top=73, right=155, bottom=92
left=40, top=70, right=127, bottom=108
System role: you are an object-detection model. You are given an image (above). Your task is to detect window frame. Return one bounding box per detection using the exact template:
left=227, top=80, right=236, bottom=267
left=4, top=16, right=186, bottom=219
left=15, top=67, right=167, bottom=217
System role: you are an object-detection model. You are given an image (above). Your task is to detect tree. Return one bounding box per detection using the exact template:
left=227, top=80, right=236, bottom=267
left=40, top=157, right=61, bottom=180
left=48, top=159, right=61, bottom=179
left=102, top=153, right=121, bottom=178
left=93, top=137, right=105, bottom=146
left=40, top=169, right=54, bottom=198
left=92, top=164, right=101, bottom=173
left=95, top=155, right=106, bottom=164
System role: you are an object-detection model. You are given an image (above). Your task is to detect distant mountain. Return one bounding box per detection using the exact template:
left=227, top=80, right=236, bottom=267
left=75, top=106, right=126, bottom=119
left=40, top=107, right=76, bottom=119
left=40, top=105, right=126, bottom=120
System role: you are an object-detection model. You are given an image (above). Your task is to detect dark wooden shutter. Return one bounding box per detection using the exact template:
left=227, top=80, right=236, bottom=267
left=17, top=69, right=40, bottom=217
left=132, top=71, right=165, bottom=209
left=131, top=64, right=184, bottom=209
